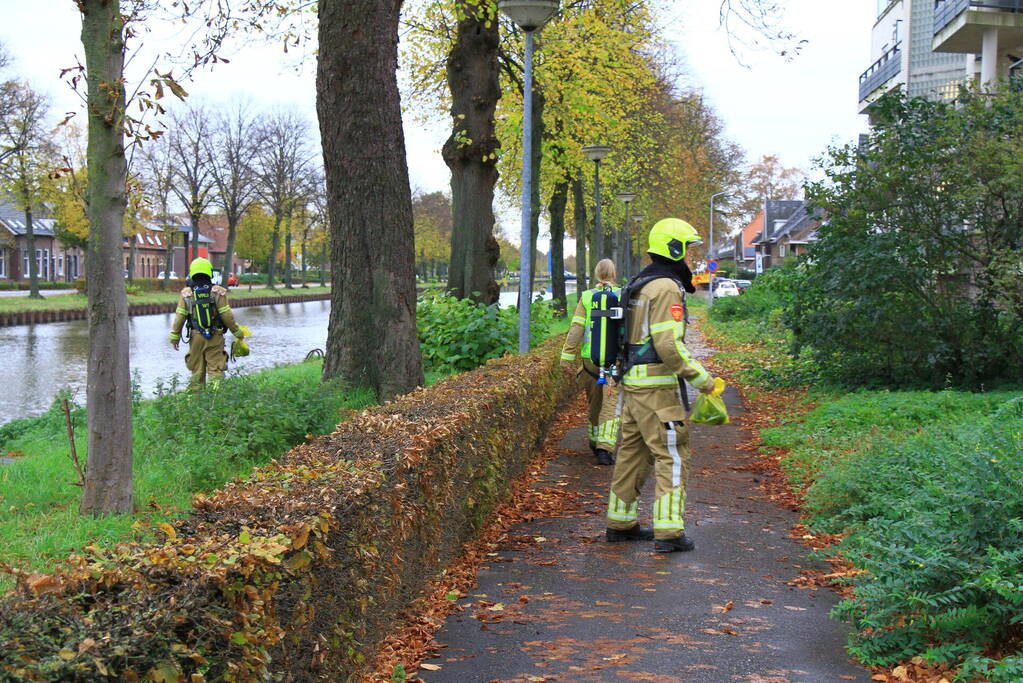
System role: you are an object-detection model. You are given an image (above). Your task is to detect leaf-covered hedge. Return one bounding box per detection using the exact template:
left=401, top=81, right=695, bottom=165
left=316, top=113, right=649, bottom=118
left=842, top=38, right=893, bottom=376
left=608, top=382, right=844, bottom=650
left=0, top=339, right=572, bottom=682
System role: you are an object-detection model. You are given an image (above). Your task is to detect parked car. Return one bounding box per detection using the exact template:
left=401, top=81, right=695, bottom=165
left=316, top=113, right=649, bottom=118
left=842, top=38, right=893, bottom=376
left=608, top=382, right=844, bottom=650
left=564, top=271, right=576, bottom=281
left=211, top=270, right=223, bottom=285
left=227, top=273, right=238, bottom=287
left=156, top=271, right=178, bottom=280
left=734, top=279, right=752, bottom=293
left=714, top=281, right=740, bottom=297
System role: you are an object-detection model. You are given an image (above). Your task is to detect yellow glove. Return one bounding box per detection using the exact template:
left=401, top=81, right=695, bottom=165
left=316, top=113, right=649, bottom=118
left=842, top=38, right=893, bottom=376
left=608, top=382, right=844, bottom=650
left=236, top=325, right=252, bottom=338
left=703, top=377, right=726, bottom=397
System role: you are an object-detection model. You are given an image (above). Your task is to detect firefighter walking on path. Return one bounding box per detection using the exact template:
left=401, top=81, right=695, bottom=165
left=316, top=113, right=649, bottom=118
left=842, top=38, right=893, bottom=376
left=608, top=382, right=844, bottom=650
left=561, top=259, right=622, bottom=466
left=169, top=257, right=248, bottom=388
left=605, top=218, right=724, bottom=552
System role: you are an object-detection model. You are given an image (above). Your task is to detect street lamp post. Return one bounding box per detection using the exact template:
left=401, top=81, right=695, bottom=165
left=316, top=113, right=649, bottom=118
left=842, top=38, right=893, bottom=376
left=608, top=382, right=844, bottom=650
left=708, top=191, right=728, bottom=306
left=582, top=144, right=611, bottom=263
left=630, top=212, right=645, bottom=279
left=616, top=192, right=637, bottom=279
left=499, top=0, right=559, bottom=353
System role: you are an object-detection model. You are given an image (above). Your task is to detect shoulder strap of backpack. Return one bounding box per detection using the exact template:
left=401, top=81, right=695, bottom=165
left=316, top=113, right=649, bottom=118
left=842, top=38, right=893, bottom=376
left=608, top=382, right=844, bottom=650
left=617, top=274, right=686, bottom=377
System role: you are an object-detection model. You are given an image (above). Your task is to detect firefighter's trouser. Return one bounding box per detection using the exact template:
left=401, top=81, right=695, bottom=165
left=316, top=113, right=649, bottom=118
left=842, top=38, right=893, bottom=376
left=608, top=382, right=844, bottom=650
left=577, top=360, right=620, bottom=451
left=186, top=331, right=228, bottom=388
left=606, top=386, right=691, bottom=540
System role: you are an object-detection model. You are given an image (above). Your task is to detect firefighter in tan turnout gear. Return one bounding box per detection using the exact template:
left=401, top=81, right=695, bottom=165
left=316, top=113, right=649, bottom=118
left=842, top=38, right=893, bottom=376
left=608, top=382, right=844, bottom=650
left=605, top=218, right=724, bottom=552
left=169, top=258, right=247, bottom=388
left=560, top=259, right=622, bottom=466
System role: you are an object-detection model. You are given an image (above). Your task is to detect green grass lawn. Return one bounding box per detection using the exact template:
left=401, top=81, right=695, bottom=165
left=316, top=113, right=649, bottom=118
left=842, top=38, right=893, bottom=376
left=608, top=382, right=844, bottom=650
left=0, top=360, right=373, bottom=589
left=0, top=285, right=332, bottom=314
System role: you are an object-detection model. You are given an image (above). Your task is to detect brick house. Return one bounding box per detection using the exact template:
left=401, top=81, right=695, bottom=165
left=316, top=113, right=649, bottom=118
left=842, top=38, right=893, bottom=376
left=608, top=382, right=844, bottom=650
left=747, top=200, right=804, bottom=273
left=0, top=200, right=85, bottom=283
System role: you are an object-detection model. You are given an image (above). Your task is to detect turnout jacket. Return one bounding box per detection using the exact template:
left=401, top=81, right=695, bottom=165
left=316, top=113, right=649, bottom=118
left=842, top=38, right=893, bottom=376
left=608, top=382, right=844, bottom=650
left=620, top=277, right=714, bottom=393
left=169, top=285, right=240, bottom=343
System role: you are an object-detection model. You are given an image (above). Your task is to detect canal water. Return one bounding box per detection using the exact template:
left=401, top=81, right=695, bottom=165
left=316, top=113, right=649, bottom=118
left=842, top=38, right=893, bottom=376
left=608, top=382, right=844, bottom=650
left=0, top=283, right=573, bottom=425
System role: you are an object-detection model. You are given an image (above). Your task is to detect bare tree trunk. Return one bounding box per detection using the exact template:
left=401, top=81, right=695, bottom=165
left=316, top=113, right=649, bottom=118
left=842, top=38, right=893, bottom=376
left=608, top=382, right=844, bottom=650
left=127, top=235, right=136, bottom=283
left=222, top=215, right=238, bottom=278
left=319, top=240, right=326, bottom=287
left=284, top=222, right=293, bottom=289
left=301, top=236, right=308, bottom=288
left=79, top=0, right=133, bottom=515
left=572, top=178, right=588, bottom=291
left=162, top=228, right=174, bottom=290
left=24, top=206, right=42, bottom=298
left=527, top=86, right=544, bottom=299
left=267, top=214, right=281, bottom=288
left=549, top=181, right=568, bottom=316
left=190, top=214, right=200, bottom=262
left=443, top=4, right=500, bottom=305
left=317, top=0, right=424, bottom=399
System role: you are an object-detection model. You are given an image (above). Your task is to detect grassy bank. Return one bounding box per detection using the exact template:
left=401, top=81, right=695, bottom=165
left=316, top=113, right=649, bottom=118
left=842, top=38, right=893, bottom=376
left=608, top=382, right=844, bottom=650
left=700, top=287, right=1023, bottom=681
left=0, top=361, right=374, bottom=583
left=0, top=285, right=332, bottom=314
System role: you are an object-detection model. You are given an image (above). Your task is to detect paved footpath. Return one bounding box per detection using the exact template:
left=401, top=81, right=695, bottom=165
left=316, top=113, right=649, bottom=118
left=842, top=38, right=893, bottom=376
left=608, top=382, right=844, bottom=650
left=421, top=327, right=871, bottom=683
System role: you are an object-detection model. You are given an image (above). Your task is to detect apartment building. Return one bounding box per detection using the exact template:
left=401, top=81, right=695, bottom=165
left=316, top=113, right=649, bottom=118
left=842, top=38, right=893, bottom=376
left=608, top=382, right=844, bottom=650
left=860, top=1, right=1023, bottom=119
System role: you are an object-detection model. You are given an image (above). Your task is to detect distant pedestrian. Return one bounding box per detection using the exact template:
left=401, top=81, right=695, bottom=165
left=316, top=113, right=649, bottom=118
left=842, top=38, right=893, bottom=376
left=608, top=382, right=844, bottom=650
left=170, top=257, right=248, bottom=388
left=561, top=258, right=622, bottom=466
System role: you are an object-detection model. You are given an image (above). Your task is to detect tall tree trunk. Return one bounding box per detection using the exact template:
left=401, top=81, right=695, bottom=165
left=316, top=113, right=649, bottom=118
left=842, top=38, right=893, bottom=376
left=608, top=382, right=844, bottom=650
left=527, top=86, right=544, bottom=299
left=317, top=0, right=424, bottom=399
left=24, top=206, right=41, bottom=298
left=572, top=178, right=588, bottom=291
left=319, top=240, right=326, bottom=287
left=549, top=181, right=568, bottom=316
left=301, top=236, right=308, bottom=288
left=128, top=235, right=136, bottom=283
left=222, top=213, right=238, bottom=278
left=267, top=214, right=281, bottom=288
left=442, top=3, right=500, bottom=305
left=284, top=222, right=293, bottom=289
left=79, top=0, right=132, bottom=515
left=190, top=213, right=200, bottom=263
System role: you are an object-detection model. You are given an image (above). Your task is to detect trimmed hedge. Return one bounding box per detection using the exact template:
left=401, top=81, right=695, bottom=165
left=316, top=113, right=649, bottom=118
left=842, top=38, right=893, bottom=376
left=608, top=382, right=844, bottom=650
left=0, top=282, right=77, bottom=291
left=0, top=339, right=572, bottom=681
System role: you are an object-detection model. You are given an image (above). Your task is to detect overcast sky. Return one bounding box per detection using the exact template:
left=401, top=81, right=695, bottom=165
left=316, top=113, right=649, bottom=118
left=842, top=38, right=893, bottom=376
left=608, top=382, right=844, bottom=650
left=1, top=1, right=875, bottom=243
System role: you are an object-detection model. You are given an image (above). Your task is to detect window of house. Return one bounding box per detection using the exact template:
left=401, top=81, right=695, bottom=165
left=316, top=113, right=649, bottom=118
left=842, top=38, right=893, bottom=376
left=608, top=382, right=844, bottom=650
left=0, top=250, right=5, bottom=278
left=779, top=244, right=786, bottom=258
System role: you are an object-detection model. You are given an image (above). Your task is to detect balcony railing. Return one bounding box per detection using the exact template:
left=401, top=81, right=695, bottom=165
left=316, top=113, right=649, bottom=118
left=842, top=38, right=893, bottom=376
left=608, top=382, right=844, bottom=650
left=934, top=0, right=1023, bottom=35
left=859, top=43, right=902, bottom=101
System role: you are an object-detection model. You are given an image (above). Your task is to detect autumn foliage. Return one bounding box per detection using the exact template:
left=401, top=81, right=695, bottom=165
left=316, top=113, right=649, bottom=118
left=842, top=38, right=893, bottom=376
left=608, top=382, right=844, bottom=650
left=0, top=340, right=573, bottom=681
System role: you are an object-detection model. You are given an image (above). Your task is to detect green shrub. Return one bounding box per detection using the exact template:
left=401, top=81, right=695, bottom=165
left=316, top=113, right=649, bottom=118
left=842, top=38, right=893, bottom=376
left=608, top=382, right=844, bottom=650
left=796, top=395, right=1023, bottom=677
left=417, top=295, right=554, bottom=373
left=710, top=265, right=801, bottom=323
left=795, top=87, right=1023, bottom=389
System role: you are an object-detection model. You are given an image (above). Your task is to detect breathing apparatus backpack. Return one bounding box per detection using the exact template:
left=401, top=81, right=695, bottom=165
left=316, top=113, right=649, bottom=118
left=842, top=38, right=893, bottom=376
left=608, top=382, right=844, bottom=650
left=589, top=274, right=687, bottom=384
left=185, top=281, right=225, bottom=341
left=588, top=287, right=624, bottom=385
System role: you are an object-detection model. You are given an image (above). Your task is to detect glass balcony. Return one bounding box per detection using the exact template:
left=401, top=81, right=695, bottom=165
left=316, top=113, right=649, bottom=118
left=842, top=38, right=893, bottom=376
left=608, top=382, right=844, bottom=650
left=934, top=0, right=1023, bottom=36
left=859, top=43, right=903, bottom=102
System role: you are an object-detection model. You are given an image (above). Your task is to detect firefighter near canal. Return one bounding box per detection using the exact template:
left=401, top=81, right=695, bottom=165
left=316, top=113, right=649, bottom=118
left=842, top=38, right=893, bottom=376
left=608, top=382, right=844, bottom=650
left=598, top=218, right=725, bottom=552
left=560, top=259, right=622, bottom=466
left=169, top=257, right=249, bottom=388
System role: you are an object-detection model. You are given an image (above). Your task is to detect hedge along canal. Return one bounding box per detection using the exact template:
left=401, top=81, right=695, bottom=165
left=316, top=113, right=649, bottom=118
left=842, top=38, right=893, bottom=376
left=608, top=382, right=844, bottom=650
left=0, top=298, right=334, bottom=424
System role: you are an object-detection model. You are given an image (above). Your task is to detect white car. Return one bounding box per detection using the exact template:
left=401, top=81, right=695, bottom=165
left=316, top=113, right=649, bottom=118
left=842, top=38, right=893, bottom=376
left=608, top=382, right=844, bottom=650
left=156, top=271, right=178, bottom=280
left=714, top=281, right=740, bottom=297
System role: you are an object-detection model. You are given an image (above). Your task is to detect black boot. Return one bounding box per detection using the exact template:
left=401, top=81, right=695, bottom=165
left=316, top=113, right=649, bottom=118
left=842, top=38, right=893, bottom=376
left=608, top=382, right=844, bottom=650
left=594, top=449, right=615, bottom=466
left=606, top=525, right=655, bottom=542
left=654, top=533, right=695, bottom=553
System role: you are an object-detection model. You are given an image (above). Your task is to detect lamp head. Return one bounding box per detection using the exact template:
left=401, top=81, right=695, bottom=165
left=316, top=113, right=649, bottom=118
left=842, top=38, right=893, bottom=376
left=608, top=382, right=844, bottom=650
left=497, top=0, right=559, bottom=31
left=582, top=144, right=611, bottom=162
left=617, top=192, right=637, bottom=203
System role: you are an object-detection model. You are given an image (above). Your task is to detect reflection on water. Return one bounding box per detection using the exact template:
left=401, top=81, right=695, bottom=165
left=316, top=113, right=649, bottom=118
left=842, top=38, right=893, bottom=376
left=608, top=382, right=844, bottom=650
left=0, top=301, right=331, bottom=424
left=1, top=284, right=578, bottom=424
left=497, top=281, right=576, bottom=308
